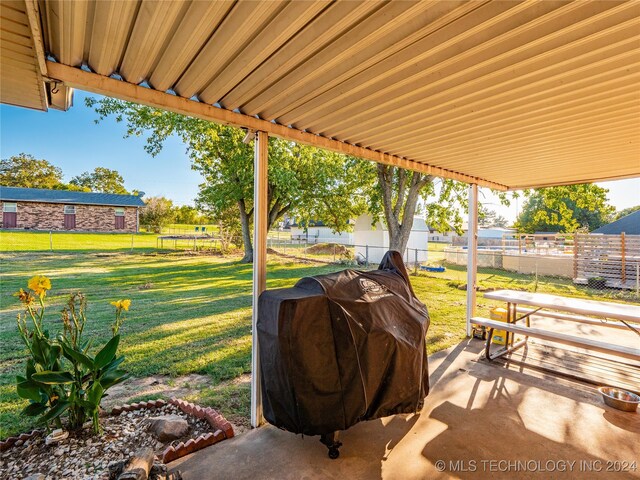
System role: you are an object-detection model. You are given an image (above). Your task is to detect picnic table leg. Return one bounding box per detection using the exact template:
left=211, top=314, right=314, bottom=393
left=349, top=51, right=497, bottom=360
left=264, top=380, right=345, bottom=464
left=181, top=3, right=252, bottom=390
left=484, top=301, right=530, bottom=361
left=485, top=327, right=496, bottom=360
left=506, top=302, right=512, bottom=348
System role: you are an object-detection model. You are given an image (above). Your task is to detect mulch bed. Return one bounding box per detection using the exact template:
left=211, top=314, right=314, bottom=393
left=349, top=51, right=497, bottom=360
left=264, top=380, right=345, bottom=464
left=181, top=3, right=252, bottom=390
left=0, top=399, right=234, bottom=480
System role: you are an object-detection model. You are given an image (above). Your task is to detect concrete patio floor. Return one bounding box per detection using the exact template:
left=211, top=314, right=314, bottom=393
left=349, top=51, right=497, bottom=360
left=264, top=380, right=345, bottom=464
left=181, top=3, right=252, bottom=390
left=170, top=339, right=639, bottom=479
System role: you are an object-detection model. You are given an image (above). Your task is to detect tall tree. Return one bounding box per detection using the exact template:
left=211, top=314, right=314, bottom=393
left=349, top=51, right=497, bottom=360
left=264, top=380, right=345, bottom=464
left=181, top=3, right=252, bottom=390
left=173, top=205, right=204, bottom=225
left=370, top=166, right=471, bottom=253
left=87, top=97, right=371, bottom=262
left=139, top=196, right=175, bottom=233
left=515, top=184, right=614, bottom=233
left=70, top=167, right=129, bottom=194
left=0, top=153, right=63, bottom=189
left=479, top=206, right=510, bottom=228
left=374, top=166, right=433, bottom=252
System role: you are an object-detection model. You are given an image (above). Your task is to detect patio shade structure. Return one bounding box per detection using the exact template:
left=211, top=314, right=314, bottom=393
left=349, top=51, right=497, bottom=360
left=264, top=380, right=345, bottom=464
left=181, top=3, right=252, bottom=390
left=1, top=0, right=639, bottom=427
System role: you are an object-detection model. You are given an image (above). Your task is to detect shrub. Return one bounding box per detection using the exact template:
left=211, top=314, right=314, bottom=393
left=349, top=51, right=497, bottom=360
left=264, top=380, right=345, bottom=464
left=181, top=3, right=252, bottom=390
left=14, top=275, right=130, bottom=434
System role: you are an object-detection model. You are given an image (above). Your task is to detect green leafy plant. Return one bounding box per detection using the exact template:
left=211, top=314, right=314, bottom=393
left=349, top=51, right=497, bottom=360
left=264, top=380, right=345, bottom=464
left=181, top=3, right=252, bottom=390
left=15, top=275, right=130, bottom=434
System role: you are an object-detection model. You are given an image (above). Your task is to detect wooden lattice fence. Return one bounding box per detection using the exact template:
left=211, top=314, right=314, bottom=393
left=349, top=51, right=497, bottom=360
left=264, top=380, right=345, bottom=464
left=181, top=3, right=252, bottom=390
left=574, top=233, right=640, bottom=290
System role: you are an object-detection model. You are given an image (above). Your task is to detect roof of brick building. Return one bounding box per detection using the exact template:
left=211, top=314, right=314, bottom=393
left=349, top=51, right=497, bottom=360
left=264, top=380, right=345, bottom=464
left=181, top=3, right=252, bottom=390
left=0, top=186, right=145, bottom=207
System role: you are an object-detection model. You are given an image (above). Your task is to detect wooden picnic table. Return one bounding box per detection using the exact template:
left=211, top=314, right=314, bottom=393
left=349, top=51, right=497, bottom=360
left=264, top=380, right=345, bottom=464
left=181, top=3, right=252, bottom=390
left=473, top=289, right=640, bottom=362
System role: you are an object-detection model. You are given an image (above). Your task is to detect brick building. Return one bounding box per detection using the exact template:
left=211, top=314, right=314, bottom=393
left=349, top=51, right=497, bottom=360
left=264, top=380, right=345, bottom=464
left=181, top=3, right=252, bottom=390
left=0, top=186, right=145, bottom=233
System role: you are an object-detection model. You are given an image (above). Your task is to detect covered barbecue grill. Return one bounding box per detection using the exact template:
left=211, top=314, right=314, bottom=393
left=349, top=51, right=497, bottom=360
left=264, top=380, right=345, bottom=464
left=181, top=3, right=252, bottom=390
left=257, top=251, right=430, bottom=458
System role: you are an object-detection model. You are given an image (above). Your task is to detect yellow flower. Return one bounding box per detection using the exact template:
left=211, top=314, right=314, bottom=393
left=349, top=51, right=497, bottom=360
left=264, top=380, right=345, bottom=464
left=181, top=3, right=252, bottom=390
left=28, top=275, right=51, bottom=297
left=110, top=299, right=131, bottom=311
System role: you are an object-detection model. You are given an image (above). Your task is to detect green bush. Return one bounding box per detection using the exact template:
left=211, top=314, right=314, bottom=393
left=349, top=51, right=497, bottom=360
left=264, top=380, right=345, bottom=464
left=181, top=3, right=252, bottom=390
left=14, top=276, right=129, bottom=434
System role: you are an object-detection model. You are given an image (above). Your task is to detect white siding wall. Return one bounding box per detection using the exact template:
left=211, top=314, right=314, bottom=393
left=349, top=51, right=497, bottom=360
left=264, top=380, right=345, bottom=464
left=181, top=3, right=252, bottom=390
left=353, top=214, right=428, bottom=264
left=289, top=226, right=353, bottom=244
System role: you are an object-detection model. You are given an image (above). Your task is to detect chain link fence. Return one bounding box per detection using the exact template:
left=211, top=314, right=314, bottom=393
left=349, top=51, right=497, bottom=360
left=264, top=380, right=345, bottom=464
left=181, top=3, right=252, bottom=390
left=266, top=238, right=430, bottom=271
left=441, top=239, right=640, bottom=319
left=2, top=228, right=637, bottom=306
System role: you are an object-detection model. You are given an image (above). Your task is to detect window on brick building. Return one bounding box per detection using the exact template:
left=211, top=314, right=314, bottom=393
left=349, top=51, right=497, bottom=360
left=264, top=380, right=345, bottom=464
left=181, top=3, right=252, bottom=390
left=2, top=202, right=17, bottom=228
left=115, top=208, right=125, bottom=230
left=63, top=205, right=76, bottom=229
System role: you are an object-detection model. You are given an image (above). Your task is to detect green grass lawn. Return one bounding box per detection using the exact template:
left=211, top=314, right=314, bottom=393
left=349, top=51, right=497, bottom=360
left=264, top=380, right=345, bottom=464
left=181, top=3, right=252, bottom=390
left=0, top=249, right=635, bottom=439
left=0, top=229, right=226, bottom=252
left=0, top=230, right=160, bottom=252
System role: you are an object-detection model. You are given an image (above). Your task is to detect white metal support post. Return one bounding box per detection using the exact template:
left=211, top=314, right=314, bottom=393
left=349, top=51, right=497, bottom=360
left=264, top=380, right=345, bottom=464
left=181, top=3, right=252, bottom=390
left=466, top=184, right=479, bottom=336
left=251, top=130, right=268, bottom=428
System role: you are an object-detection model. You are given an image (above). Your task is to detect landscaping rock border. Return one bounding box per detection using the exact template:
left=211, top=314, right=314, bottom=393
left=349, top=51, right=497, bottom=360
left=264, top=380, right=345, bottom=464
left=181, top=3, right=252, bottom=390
left=0, top=397, right=234, bottom=477
left=0, top=430, right=43, bottom=452
left=110, top=398, right=234, bottom=463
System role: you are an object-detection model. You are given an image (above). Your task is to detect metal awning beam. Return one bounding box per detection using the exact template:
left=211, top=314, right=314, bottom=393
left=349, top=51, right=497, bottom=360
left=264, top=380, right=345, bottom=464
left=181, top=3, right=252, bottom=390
left=45, top=61, right=508, bottom=191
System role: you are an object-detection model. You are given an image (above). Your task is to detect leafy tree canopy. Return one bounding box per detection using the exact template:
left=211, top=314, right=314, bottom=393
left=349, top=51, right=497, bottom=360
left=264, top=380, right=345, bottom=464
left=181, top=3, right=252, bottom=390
left=139, top=196, right=175, bottom=233
left=173, top=205, right=207, bottom=225
left=86, top=97, right=515, bottom=257
left=368, top=166, right=514, bottom=252
left=70, top=167, right=129, bottom=194
left=478, top=206, right=510, bottom=228
left=87, top=97, right=372, bottom=262
left=52, top=183, right=91, bottom=192
left=613, top=205, right=640, bottom=221
left=0, top=153, right=63, bottom=189
left=515, top=184, right=614, bottom=233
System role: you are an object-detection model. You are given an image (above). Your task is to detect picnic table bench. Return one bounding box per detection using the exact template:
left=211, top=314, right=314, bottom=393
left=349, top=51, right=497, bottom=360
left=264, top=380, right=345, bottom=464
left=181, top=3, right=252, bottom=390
left=472, top=290, right=640, bottom=362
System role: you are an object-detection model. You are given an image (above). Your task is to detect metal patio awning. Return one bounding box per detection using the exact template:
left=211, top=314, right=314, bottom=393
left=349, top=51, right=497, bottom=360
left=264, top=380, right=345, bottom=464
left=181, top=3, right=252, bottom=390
left=1, top=0, right=639, bottom=189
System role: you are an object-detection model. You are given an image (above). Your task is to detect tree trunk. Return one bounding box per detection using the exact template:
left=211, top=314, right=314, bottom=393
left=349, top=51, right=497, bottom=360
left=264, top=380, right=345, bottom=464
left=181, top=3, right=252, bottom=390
left=238, top=194, right=290, bottom=264
left=377, top=165, right=432, bottom=256
left=238, top=199, right=253, bottom=263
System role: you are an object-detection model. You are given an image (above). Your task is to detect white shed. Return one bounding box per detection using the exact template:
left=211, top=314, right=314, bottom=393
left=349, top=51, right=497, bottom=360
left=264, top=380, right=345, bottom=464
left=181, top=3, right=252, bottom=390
left=353, top=214, right=429, bottom=265
left=289, top=221, right=353, bottom=244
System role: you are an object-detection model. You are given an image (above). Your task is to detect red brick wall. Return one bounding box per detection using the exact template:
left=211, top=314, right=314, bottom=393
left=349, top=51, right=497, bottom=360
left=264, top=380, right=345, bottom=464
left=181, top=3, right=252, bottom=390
left=1, top=201, right=138, bottom=233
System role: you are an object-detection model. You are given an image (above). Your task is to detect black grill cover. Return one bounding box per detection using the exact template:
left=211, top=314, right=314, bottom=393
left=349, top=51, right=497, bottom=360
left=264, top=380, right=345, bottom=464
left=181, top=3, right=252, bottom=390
left=257, top=251, right=429, bottom=436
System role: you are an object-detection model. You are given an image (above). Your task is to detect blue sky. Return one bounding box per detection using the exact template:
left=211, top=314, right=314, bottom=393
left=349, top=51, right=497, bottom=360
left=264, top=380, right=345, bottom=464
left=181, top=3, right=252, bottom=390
left=1, top=90, right=202, bottom=205
left=1, top=89, right=638, bottom=219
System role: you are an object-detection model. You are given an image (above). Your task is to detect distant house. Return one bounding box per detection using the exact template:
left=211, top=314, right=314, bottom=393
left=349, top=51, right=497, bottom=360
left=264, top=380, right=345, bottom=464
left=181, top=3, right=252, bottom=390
left=428, top=228, right=457, bottom=243
left=288, top=219, right=353, bottom=244
left=0, top=186, right=145, bottom=233
left=353, top=214, right=429, bottom=264
left=592, top=210, right=640, bottom=235
left=428, top=219, right=467, bottom=243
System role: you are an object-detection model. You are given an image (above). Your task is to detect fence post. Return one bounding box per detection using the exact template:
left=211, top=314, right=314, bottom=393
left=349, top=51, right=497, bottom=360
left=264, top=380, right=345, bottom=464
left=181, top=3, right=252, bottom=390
left=49, top=231, right=53, bottom=252
left=333, top=244, right=336, bottom=263
left=621, top=232, right=626, bottom=286
left=365, top=245, right=369, bottom=267
left=573, top=234, right=578, bottom=280
left=414, top=248, right=418, bottom=274
left=518, top=235, right=522, bottom=255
